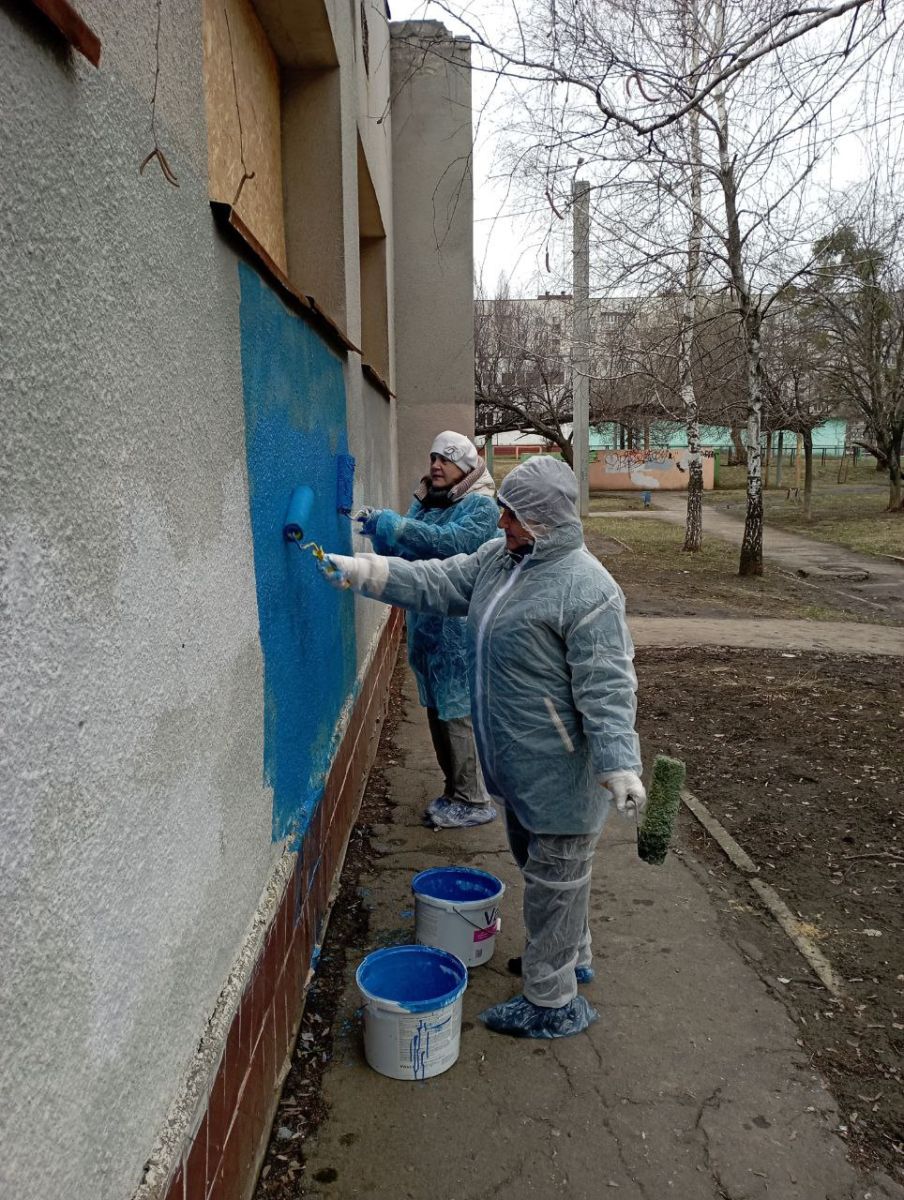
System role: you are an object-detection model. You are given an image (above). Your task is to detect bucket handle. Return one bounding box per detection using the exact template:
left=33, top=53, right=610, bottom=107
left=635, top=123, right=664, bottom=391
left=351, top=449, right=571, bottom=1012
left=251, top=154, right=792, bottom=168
left=452, top=905, right=499, bottom=933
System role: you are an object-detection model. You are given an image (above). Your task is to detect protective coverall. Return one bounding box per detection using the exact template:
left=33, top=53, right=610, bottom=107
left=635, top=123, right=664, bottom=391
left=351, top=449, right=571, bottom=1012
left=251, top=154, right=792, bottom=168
left=362, top=453, right=500, bottom=821
left=321, top=457, right=643, bottom=1037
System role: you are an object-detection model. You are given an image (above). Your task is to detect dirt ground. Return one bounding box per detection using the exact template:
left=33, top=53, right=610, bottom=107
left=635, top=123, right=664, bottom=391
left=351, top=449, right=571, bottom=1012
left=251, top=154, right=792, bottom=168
left=635, top=647, right=904, bottom=1184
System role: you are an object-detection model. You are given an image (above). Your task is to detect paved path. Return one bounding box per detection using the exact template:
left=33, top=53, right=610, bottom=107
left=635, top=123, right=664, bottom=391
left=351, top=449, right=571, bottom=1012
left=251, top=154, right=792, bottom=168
left=591, top=494, right=904, bottom=618
left=630, top=616, right=904, bottom=656
left=300, top=672, right=903, bottom=1200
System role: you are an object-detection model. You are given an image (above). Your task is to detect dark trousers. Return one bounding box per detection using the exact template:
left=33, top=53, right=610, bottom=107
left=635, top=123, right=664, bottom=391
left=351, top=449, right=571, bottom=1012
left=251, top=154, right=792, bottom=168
left=425, top=709, right=488, bottom=806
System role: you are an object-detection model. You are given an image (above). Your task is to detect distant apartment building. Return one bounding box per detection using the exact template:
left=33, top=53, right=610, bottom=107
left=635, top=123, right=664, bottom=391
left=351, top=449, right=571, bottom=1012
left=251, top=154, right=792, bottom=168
left=1, top=4, right=472, bottom=1199
left=478, top=292, right=847, bottom=470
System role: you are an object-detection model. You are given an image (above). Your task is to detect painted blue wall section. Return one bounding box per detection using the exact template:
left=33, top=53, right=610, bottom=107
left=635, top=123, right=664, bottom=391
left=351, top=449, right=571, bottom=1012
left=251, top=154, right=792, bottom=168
left=238, top=262, right=357, bottom=844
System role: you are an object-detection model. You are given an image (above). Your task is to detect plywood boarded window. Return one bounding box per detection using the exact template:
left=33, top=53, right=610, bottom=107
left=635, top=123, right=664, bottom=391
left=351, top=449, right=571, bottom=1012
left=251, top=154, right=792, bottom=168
left=202, top=0, right=287, bottom=273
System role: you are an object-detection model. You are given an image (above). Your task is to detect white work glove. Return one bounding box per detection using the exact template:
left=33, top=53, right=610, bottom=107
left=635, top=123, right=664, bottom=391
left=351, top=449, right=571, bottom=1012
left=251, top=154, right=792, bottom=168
left=316, top=552, right=389, bottom=596
left=316, top=553, right=363, bottom=590
left=601, top=770, right=647, bottom=817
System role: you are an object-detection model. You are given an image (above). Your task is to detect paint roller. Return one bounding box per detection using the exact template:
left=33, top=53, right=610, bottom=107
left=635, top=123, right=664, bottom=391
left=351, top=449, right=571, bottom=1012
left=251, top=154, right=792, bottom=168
left=282, top=455, right=357, bottom=546
left=336, top=453, right=356, bottom=516
left=636, top=754, right=686, bottom=865
left=283, top=485, right=315, bottom=542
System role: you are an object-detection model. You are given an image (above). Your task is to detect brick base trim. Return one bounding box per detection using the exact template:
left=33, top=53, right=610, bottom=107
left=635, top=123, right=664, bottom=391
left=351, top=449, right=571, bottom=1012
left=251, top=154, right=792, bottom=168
left=165, top=609, right=403, bottom=1200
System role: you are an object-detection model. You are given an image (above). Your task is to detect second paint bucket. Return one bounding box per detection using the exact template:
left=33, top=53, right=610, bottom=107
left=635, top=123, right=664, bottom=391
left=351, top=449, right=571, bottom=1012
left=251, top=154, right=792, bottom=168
left=411, top=866, right=505, bottom=967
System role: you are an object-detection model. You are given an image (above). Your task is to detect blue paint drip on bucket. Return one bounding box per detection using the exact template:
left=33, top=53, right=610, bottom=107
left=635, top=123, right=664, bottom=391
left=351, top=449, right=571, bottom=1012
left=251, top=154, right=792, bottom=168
left=356, top=945, right=468, bottom=1080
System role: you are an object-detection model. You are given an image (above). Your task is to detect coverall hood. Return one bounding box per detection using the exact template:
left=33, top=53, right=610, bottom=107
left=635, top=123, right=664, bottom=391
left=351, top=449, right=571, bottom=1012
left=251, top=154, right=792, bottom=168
left=497, top=456, right=581, bottom=538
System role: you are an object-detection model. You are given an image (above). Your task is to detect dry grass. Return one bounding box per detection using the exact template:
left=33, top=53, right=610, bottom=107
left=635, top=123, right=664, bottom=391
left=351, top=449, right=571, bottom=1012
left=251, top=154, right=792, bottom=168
left=584, top=516, right=872, bottom=623
left=707, top=483, right=903, bottom=559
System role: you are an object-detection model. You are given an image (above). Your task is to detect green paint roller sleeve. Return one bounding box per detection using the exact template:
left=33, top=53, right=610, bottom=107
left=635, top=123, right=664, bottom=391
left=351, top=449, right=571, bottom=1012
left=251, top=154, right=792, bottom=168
left=637, top=754, right=686, bottom=866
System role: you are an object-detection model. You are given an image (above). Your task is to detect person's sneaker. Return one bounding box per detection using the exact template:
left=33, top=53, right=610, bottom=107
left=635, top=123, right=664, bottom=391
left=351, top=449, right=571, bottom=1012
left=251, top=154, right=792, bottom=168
left=429, top=800, right=497, bottom=829
left=506, top=955, right=595, bottom=984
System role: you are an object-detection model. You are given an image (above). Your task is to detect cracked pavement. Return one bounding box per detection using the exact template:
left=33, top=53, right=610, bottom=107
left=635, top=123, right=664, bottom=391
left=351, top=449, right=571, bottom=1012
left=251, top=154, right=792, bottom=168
left=301, top=671, right=902, bottom=1200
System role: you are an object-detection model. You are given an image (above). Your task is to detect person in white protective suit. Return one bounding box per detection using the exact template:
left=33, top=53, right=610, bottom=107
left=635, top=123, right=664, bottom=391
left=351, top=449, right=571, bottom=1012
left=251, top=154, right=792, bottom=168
left=317, top=456, right=646, bottom=1039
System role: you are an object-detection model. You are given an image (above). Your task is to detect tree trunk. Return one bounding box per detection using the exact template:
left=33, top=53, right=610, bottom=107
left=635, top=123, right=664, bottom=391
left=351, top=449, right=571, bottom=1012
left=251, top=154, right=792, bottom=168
left=559, top=436, right=574, bottom=468
left=712, top=32, right=763, bottom=576
left=739, top=313, right=764, bottom=576
left=729, top=424, right=745, bottom=466
left=888, top=441, right=902, bottom=511
left=803, top=427, right=814, bottom=520
left=775, top=430, right=784, bottom=487
left=680, top=73, right=704, bottom=554
left=763, top=429, right=772, bottom=490
left=684, top=417, right=704, bottom=551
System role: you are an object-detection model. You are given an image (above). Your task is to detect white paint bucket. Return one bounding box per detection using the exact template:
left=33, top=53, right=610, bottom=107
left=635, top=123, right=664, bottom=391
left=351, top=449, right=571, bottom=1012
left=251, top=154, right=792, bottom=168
left=355, top=945, right=468, bottom=1081
left=411, top=866, right=505, bottom=968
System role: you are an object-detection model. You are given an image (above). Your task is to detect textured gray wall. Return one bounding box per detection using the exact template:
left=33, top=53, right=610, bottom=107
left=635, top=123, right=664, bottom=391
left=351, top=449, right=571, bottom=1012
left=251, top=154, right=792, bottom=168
left=0, top=3, right=470, bottom=1196
left=0, top=5, right=277, bottom=1196
left=390, top=23, right=475, bottom=479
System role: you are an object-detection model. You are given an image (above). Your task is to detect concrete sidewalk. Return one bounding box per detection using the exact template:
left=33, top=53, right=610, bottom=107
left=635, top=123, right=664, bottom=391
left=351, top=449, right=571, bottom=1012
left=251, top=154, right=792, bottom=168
left=300, top=671, right=901, bottom=1200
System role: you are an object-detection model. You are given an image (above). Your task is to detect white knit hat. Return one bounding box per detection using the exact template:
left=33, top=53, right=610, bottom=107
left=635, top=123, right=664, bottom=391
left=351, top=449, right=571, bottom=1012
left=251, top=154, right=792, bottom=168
left=430, top=430, right=479, bottom=471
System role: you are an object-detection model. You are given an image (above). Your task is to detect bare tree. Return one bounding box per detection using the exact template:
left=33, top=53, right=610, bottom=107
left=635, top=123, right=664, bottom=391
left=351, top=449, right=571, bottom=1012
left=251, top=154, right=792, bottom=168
left=420, top=0, right=900, bottom=573
left=447, top=0, right=898, bottom=574
left=475, top=287, right=576, bottom=463
left=808, top=196, right=904, bottom=511
left=762, top=302, right=837, bottom=518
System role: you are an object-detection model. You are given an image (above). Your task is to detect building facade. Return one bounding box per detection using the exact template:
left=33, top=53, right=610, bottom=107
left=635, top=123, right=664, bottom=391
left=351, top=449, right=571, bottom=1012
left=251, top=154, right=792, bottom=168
left=0, top=4, right=472, bottom=1199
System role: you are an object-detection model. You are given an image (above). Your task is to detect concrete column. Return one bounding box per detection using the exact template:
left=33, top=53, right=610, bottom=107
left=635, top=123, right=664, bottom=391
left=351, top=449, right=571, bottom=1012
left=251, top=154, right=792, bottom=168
left=389, top=22, right=474, bottom=496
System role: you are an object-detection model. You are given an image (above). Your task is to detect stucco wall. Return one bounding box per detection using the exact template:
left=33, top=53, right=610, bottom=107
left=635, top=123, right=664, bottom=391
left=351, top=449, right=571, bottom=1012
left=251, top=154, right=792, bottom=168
left=390, top=23, right=474, bottom=477
left=0, top=3, right=469, bottom=1196
left=0, top=6, right=281, bottom=1198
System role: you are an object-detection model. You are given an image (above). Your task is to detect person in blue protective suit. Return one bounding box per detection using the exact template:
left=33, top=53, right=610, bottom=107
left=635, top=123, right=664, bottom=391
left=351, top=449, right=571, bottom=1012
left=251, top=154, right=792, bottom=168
left=356, top=430, right=501, bottom=830
left=316, top=455, right=647, bottom=1040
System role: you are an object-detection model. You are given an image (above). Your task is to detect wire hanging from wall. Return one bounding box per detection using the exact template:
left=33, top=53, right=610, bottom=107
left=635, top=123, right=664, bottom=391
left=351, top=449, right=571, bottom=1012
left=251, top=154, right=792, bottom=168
left=139, top=0, right=179, bottom=187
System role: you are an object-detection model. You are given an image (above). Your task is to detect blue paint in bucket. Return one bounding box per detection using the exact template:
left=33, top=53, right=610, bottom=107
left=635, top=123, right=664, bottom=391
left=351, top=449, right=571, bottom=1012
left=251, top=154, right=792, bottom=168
left=411, top=866, right=503, bottom=904
left=355, top=945, right=467, bottom=1014
left=356, top=946, right=469, bottom=1079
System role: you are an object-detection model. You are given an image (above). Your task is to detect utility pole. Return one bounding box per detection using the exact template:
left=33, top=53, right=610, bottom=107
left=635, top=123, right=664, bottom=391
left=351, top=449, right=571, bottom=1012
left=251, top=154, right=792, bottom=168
left=572, top=179, right=590, bottom=517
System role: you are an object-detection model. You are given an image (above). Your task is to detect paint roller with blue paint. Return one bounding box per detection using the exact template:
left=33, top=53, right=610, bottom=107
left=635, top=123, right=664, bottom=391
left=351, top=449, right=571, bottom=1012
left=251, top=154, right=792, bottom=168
left=283, top=455, right=357, bottom=541
left=336, top=453, right=356, bottom=515
left=283, top=456, right=359, bottom=567
left=283, top=485, right=315, bottom=542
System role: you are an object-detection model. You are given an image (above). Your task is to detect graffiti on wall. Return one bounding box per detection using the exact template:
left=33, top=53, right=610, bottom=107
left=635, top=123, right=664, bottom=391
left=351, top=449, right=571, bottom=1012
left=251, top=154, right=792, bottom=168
left=597, top=447, right=715, bottom=489
left=238, top=262, right=357, bottom=844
